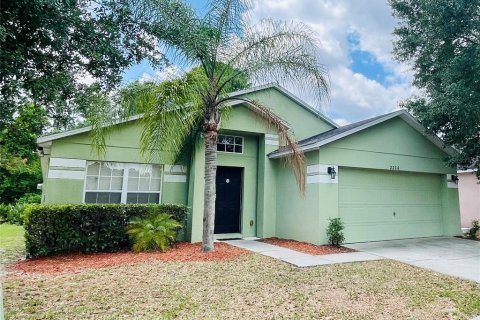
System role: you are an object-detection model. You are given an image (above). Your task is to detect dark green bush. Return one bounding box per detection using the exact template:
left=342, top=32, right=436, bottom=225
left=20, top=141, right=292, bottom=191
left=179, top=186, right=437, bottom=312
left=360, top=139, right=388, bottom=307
left=0, top=203, right=29, bottom=225
left=24, top=204, right=188, bottom=258
left=17, top=192, right=41, bottom=205
left=326, top=217, right=345, bottom=247
left=0, top=193, right=41, bottom=225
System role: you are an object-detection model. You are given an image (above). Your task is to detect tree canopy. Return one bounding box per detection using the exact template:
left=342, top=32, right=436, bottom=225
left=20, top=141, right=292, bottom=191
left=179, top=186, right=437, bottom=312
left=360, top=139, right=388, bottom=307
left=0, top=0, right=162, bottom=130
left=391, top=0, right=480, bottom=173
left=0, top=104, right=47, bottom=203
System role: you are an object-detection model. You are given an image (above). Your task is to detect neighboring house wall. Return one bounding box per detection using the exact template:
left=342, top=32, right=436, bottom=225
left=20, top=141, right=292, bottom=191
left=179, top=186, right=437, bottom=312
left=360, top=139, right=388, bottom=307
left=458, top=171, right=480, bottom=228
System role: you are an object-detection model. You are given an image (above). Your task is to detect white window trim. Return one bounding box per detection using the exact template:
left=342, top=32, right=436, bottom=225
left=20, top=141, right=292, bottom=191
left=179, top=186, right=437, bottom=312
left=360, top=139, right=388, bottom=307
left=217, top=134, right=244, bottom=154
left=82, top=161, right=164, bottom=204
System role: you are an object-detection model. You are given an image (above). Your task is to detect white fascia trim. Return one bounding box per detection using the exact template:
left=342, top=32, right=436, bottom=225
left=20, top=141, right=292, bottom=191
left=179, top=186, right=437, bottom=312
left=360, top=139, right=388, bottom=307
left=48, top=169, right=85, bottom=180
left=269, top=110, right=457, bottom=159
left=50, top=157, right=86, bottom=169
left=164, top=165, right=187, bottom=173
left=458, top=169, right=477, bottom=173
left=37, top=114, right=144, bottom=144
left=164, top=174, right=187, bottom=183
left=229, top=83, right=339, bottom=128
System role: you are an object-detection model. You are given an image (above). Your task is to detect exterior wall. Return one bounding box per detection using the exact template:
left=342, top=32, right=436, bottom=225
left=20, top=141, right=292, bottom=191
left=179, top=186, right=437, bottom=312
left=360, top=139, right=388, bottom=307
left=235, top=88, right=335, bottom=140
left=188, top=104, right=282, bottom=242
left=188, top=134, right=260, bottom=242
left=275, top=152, right=325, bottom=244
left=41, top=120, right=188, bottom=206
left=458, top=171, right=480, bottom=228
left=317, top=118, right=454, bottom=174
left=273, top=117, right=461, bottom=244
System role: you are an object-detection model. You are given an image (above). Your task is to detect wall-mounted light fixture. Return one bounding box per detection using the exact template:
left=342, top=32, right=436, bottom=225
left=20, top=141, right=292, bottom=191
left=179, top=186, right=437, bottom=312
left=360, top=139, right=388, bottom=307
left=37, top=147, right=45, bottom=157
left=327, top=166, right=337, bottom=179
left=451, top=174, right=459, bottom=184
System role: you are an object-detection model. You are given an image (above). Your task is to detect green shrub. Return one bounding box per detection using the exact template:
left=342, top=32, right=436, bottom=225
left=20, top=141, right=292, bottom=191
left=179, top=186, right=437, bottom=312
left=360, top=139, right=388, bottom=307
left=0, top=204, right=9, bottom=223
left=17, top=193, right=41, bottom=205
left=326, top=217, right=345, bottom=247
left=468, top=219, right=479, bottom=239
left=0, top=193, right=41, bottom=225
left=24, top=204, right=188, bottom=258
left=127, top=213, right=182, bottom=252
left=0, top=203, right=28, bottom=225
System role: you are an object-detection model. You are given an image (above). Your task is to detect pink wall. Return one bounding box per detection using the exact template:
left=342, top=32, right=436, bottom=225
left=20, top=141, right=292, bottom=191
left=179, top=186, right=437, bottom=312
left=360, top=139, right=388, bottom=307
left=458, top=171, right=480, bottom=228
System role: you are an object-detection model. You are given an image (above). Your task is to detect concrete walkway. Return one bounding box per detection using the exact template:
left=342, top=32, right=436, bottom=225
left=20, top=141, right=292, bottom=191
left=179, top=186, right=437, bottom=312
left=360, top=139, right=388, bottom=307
left=345, top=237, right=480, bottom=283
left=224, top=240, right=383, bottom=267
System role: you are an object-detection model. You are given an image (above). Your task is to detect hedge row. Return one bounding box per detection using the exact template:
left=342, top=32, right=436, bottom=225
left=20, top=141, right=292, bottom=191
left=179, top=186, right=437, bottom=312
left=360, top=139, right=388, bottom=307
left=24, top=204, right=188, bottom=258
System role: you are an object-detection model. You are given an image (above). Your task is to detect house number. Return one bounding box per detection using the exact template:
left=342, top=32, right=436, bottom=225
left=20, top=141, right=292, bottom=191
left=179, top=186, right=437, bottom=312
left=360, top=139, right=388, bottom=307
left=389, top=166, right=400, bottom=171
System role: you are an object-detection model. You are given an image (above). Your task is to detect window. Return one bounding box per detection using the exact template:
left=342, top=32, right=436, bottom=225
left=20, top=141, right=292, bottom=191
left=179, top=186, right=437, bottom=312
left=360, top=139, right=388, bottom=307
left=84, top=162, right=162, bottom=204
left=217, top=135, right=243, bottom=153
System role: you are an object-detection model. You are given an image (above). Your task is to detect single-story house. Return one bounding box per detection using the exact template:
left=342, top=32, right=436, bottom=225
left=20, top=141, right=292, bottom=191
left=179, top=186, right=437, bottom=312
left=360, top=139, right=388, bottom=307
left=37, top=84, right=461, bottom=244
left=457, top=169, right=480, bottom=231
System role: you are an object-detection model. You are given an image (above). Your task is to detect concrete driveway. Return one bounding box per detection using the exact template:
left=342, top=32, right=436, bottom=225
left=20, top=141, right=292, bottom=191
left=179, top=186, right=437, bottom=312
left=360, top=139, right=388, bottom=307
left=345, top=237, right=480, bottom=283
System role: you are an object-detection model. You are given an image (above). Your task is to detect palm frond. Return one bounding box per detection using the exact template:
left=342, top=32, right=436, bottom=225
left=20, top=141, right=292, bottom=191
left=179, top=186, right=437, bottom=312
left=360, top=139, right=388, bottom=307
left=221, top=97, right=306, bottom=195
left=119, top=72, right=206, bottom=163
left=127, top=213, right=182, bottom=252
left=131, top=0, right=208, bottom=67
left=218, top=19, right=329, bottom=106
left=203, top=0, right=250, bottom=48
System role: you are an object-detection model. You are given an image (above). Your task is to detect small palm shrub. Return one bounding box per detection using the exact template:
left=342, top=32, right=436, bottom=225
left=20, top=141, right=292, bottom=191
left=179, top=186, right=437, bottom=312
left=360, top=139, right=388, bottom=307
left=468, top=219, right=479, bottom=239
left=127, top=213, right=182, bottom=252
left=327, top=217, right=345, bottom=247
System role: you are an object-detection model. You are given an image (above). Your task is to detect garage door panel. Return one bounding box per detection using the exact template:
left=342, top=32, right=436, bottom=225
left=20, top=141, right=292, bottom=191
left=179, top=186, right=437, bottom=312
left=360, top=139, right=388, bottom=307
left=339, top=168, right=443, bottom=243
left=340, top=186, right=440, bottom=205
left=339, top=206, right=441, bottom=224
left=344, top=221, right=444, bottom=243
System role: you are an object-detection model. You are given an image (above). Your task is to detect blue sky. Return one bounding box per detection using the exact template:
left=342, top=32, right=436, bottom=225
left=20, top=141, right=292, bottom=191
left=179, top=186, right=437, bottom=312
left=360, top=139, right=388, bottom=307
left=121, top=0, right=415, bottom=125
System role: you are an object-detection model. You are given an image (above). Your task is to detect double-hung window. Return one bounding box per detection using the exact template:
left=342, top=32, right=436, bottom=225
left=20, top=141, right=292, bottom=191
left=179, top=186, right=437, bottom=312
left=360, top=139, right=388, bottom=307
left=84, top=162, right=162, bottom=204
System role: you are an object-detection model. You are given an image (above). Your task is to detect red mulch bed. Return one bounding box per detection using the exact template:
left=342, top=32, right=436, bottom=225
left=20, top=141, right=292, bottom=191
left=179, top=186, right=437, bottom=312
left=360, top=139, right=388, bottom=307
left=10, top=242, right=250, bottom=275
left=260, top=237, right=355, bottom=255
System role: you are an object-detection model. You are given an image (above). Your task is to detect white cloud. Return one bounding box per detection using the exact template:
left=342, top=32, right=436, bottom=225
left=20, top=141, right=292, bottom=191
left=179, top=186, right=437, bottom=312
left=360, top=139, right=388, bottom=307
left=139, top=65, right=184, bottom=83
left=334, top=118, right=350, bottom=126
left=248, top=0, right=416, bottom=123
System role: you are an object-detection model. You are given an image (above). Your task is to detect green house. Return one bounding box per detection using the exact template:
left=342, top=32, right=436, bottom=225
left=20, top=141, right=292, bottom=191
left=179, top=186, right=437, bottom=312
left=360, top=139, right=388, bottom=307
left=36, top=84, right=461, bottom=244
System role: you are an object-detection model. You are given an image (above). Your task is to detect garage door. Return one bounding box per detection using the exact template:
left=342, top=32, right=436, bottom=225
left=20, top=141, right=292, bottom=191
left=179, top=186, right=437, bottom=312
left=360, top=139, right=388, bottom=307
left=339, top=168, right=443, bottom=243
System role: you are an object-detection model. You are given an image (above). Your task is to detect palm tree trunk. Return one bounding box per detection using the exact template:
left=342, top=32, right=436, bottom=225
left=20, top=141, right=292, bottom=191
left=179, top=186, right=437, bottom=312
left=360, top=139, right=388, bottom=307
left=201, top=126, right=217, bottom=252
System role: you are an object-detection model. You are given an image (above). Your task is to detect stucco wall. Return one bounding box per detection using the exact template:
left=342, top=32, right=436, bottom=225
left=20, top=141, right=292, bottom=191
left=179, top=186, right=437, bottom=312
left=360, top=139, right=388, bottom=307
left=458, top=171, right=480, bottom=228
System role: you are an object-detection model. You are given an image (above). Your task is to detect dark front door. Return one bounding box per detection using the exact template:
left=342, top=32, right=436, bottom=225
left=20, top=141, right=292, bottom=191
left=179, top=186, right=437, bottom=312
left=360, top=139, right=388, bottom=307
left=215, top=167, right=242, bottom=234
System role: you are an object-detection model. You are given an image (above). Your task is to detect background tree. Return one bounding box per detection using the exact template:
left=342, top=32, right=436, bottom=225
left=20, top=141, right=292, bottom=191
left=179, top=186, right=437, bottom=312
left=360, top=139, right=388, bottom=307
left=0, top=0, right=162, bottom=131
left=391, top=0, right=480, bottom=174
left=92, top=0, right=329, bottom=252
left=0, top=104, right=47, bottom=203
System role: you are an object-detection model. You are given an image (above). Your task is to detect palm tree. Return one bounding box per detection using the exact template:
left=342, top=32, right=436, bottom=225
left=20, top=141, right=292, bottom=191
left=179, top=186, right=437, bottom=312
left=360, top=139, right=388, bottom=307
left=91, top=0, right=329, bottom=252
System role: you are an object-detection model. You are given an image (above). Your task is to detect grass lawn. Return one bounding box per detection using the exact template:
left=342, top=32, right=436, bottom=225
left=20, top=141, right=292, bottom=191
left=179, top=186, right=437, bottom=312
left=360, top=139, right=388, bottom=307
left=0, top=223, right=25, bottom=271
left=3, top=253, right=480, bottom=319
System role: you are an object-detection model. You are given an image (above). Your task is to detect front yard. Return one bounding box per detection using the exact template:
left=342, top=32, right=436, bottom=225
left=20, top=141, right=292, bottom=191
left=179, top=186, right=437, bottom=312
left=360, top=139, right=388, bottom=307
left=1, top=224, right=480, bottom=319
left=0, top=223, right=25, bottom=272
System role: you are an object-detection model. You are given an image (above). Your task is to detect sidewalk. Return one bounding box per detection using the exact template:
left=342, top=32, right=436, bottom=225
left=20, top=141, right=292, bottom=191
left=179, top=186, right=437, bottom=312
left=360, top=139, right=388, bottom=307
left=224, top=239, right=383, bottom=267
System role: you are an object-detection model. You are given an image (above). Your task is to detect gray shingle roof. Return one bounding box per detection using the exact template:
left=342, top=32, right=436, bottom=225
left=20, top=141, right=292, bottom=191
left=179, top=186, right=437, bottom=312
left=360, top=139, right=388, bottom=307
left=295, top=113, right=389, bottom=148
left=268, top=109, right=457, bottom=158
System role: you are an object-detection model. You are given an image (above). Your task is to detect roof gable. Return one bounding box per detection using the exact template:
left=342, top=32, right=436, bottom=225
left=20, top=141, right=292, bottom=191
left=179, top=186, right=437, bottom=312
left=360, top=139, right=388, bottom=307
left=269, top=110, right=457, bottom=158
left=228, top=84, right=338, bottom=129
left=37, top=84, right=336, bottom=144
